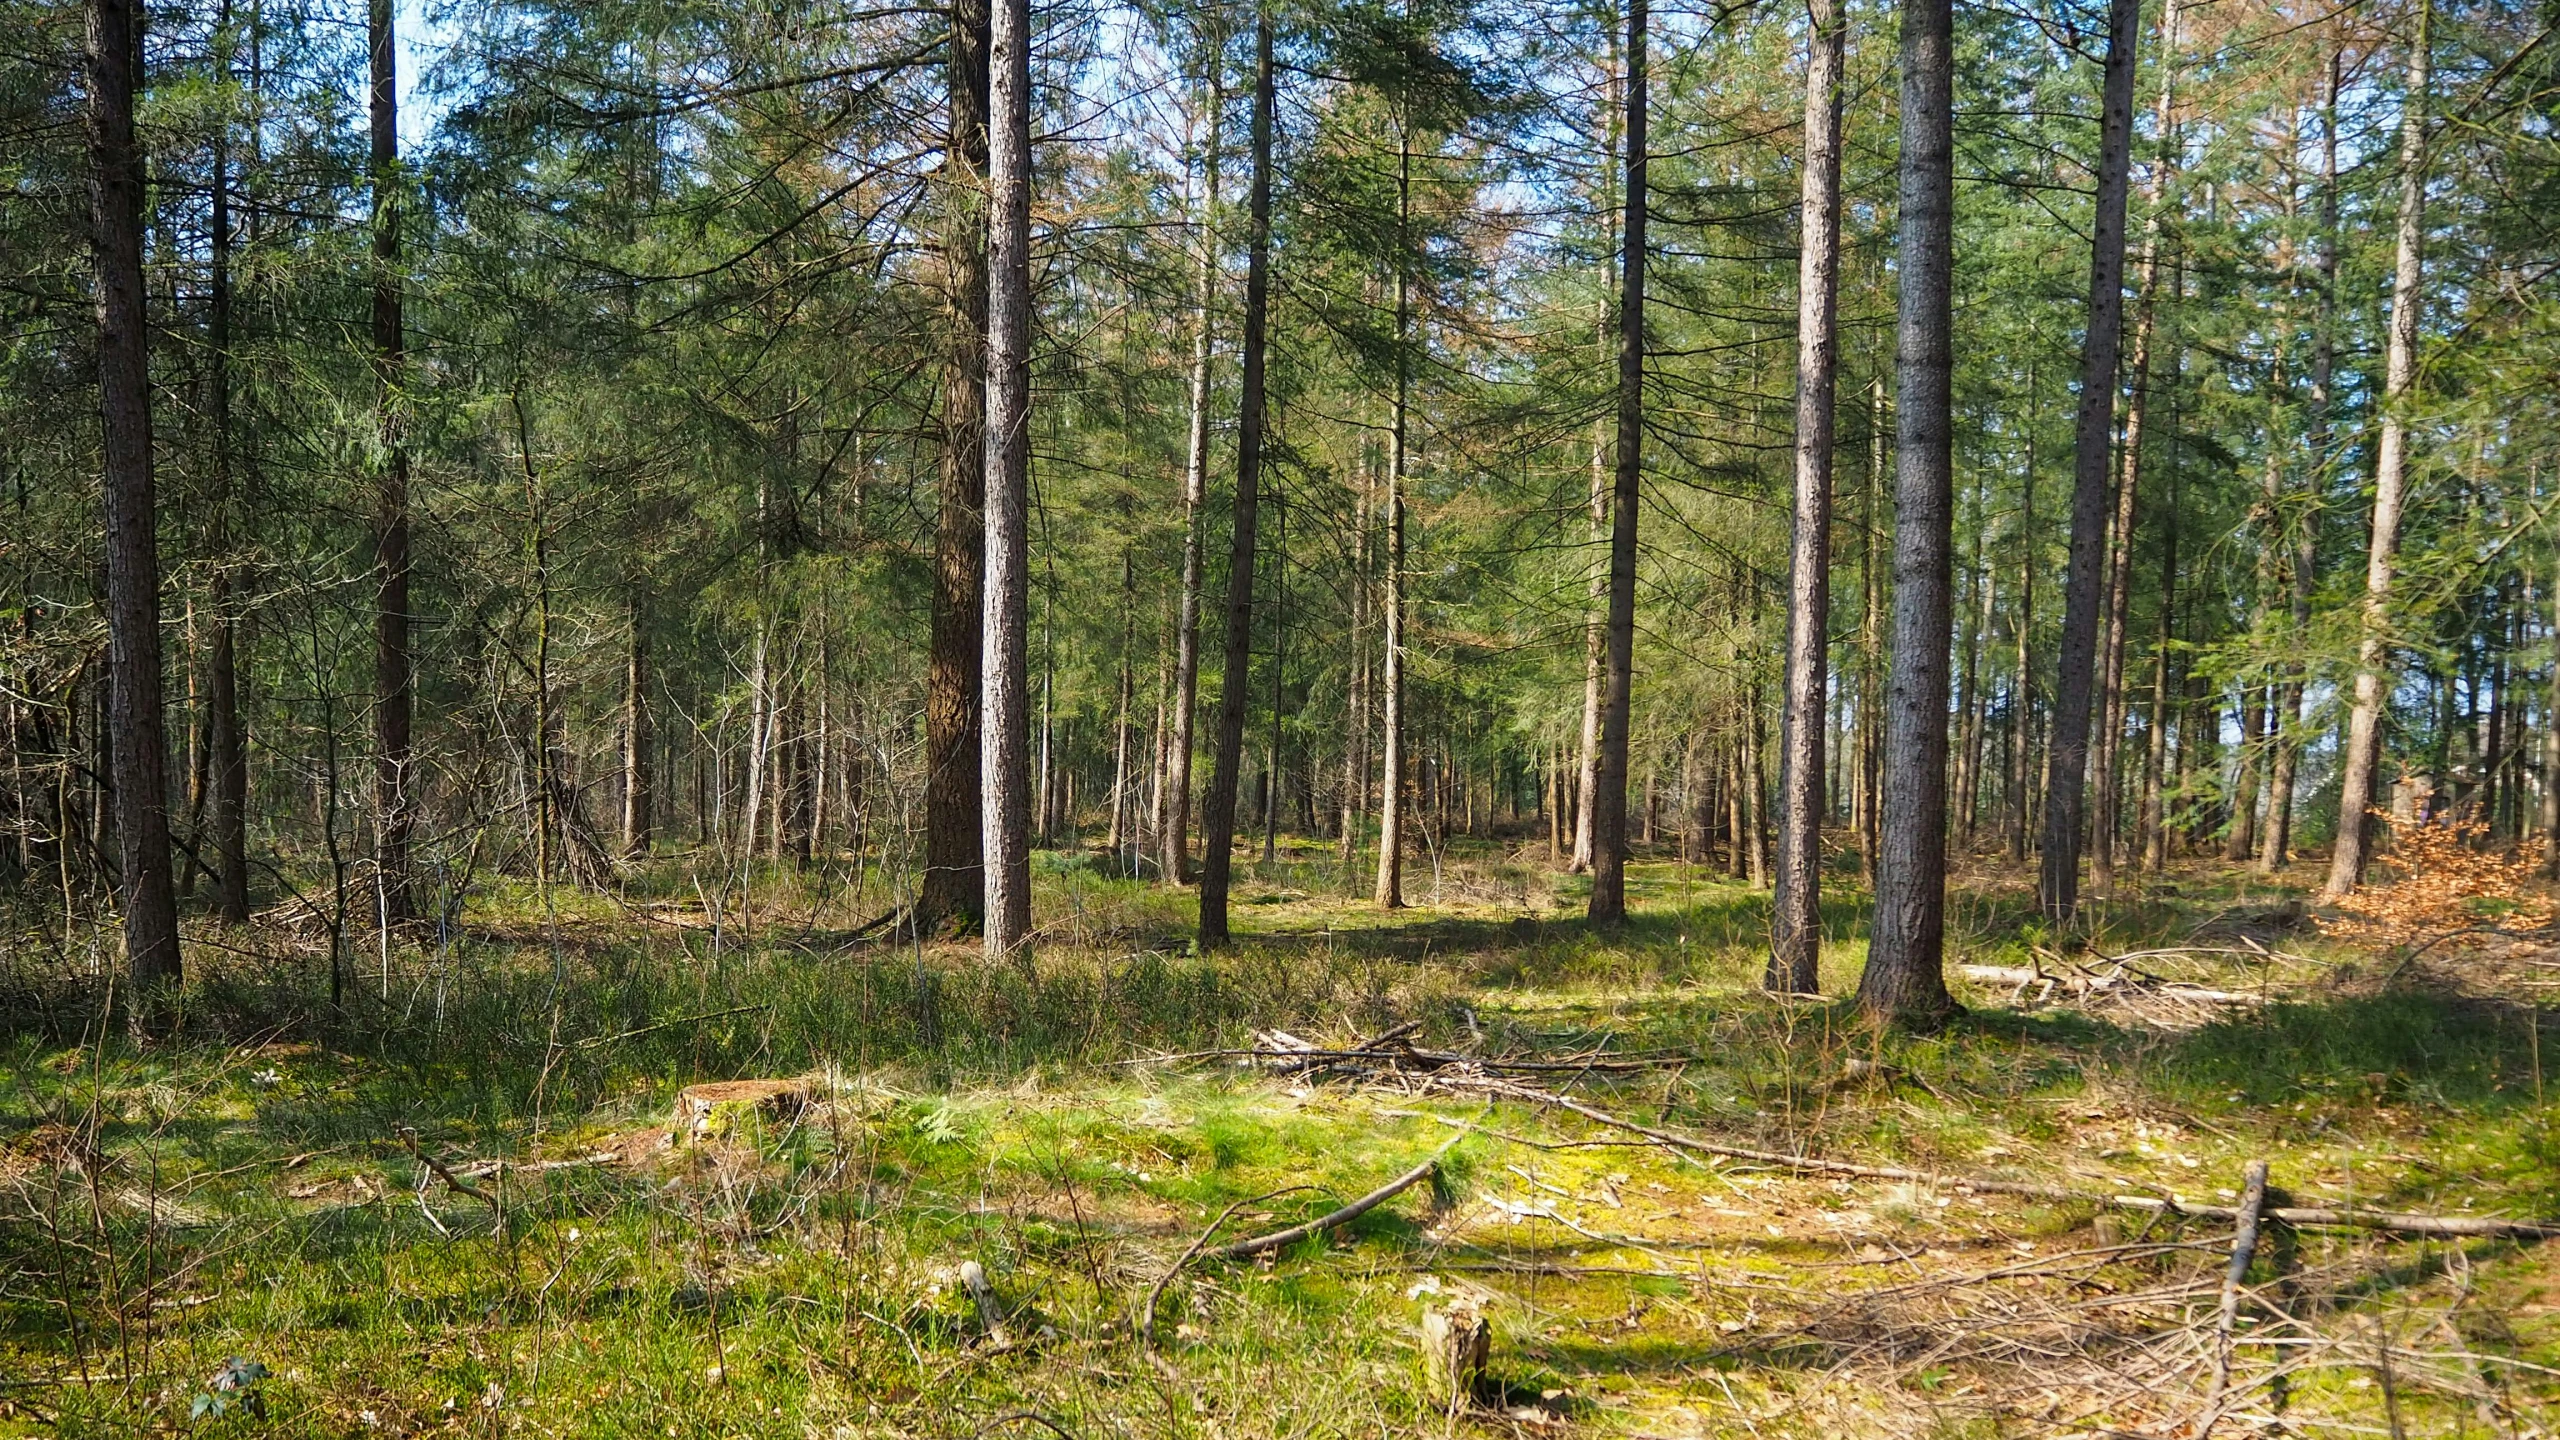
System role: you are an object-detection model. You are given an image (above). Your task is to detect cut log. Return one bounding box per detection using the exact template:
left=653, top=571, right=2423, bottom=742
left=957, top=1259, right=1011, bottom=1348
left=1419, top=1299, right=1491, bottom=1413
left=674, top=1080, right=808, bottom=1143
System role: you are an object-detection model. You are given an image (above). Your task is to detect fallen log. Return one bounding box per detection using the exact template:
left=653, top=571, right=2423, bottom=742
left=1956, top=964, right=2263, bottom=1005
left=1207, top=1137, right=1458, bottom=1261
left=1449, top=1076, right=2560, bottom=1242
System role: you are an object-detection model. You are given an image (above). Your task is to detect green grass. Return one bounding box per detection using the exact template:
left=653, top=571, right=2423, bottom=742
left=2, top=845, right=2556, bottom=1436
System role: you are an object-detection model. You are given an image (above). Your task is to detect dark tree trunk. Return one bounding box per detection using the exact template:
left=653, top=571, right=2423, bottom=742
left=2094, top=0, right=2181, bottom=890
left=369, top=0, right=413, bottom=922
left=622, top=592, right=652, bottom=858
left=1856, top=0, right=1957, bottom=1025
left=89, top=0, right=180, bottom=992
left=205, top=36, right=249, bottom=924
left=980, top=0, right=1034, bottom=958
left=1767, top=0, right=1843, bottom=993
left=2035, top=0, right=2141, bottom=921
left=1197, top=12, right=1272, bottom=948
left=1586, top=0, right=1646, bottom=927
left=921, top=0, right=991, bottom=932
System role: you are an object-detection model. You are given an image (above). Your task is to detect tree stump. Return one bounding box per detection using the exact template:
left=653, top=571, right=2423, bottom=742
left=1419, top=1299, right=1490, bottom=1413
left=674, top=1080, right=807, bottom=1144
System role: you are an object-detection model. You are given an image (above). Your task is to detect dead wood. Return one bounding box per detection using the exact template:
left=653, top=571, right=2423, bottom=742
left=2199, top=1158, right=2272, bottom=1433
left=1205, top=1137, right=1458, bottom=1261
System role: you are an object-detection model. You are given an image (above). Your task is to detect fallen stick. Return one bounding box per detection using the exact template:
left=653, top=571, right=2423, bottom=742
left=399, top=1128, right=497, bottom=1211
left=1955, top=965, right=2263, bottom=1005
left=1138, top=1184, right=1316, bottom=1347
left=2199, top=1159, right=2272, bottom=1435
left=1207, top=1136, right=1459, bottom=1262
left=1454, top=1077, right=2560, bottom=1241
left=1137, top=1045, right=1672, bottom=1074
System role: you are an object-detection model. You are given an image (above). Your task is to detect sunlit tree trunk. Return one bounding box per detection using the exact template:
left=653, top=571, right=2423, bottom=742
left=1856, top=0, right=1957, bottom=1024
left=1767, top=0, right=1843, bottom=992
left=1166, top=55, right=1221, bottom=886
left=206, top=14, right=250, bottom=922
left=1374, top=201, right=1410, bottom=909
left=2325, top=0, right=2430, bottom=899
left=2036, top=0, right=2140, bottom=920
left=980, top=0, right=1035, bottom=958
left=922, top=0, right=991, bottom=931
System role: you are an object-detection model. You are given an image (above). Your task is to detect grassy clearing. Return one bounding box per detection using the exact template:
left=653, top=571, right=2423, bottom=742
left=3, top=843, right=2557, bottom=1437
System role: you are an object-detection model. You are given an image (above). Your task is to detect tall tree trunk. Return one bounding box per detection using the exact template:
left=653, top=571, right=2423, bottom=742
left=205, top=24, right=249, bottom=923
left=2544, top=563, right=2560, bottom=867
left=622, top=593, right=651, bottom=858
left=1767, top=0, right=1843, bottom=994
left=2007, top=485, right=2033, bottom=863
left=2094, top=0, right=2182, bottom=891
left=1264, top=495, right=1285, bottom=862
left=2035, top=0, right=2140, bottom=921
left=368, top=0, right=413, bottom=923
left=1586, top=0, right=1646, bottom=927
left=1165, top=56, right=1222, bottom=886
left=1856, top=0, right=1957, bottom=1024
left=1857, top=378, right=1884, bottom=874
left=1339, top=451, right=1370, bottom=864
left=980, top=0, right=1034, bottom=958
left=2270, top=47, right=2339, bottom=873
left=1570, top=423, right=1605, bottom=873
left=1957, top=541, right=1993, bottom=844
left=89, top=0, right=180, bottom=992
left=921, top=0, right=991, bottom=931
left=1110, top=552, right=1135, bottom=858
left=1374, top=142, right=1413, bottom=911
left=2324, top=0, right=2430, bottom=899
left=2140, top=467, right=2180, bottom=871
left=1196, top=11, right=1272, bottom=948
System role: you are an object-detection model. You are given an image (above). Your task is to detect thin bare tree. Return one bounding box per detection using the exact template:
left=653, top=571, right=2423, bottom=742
left=1586, top=0, right=1646, bottom=927
left=979, top=0, right=1034, bottom=957
left=1164, top=48, right=1222, bottom=887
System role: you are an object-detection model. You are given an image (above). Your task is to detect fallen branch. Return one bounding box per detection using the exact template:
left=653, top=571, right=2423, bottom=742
left=1207, top=1136, right=1460, bottom=1263
left=1138, top=1045, right=1673, bottom=1074
left=1452, top=1077, right=2560, bottom=1242
left=2199, top=1159, right=2272, bottom=1434
left=1956, top=965, right=2263, bottom=1006
left=1138, top=1185, right=1316, bottom=1347
left=399, top=1128, right=497, bottom=1212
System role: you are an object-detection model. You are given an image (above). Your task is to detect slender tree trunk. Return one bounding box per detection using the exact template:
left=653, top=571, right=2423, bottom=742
left=622, top=593, right=651, bottom=858
left=1571, top=424, right=1605, bottom=873
left=1857, top=378, right=1884, bottom=875
left=1957, top=546, right=1993, bottom=844
left=2544, top=563, right=2560, bottom=870
left=368, top=0, right=413, bottom=923
left=2036, top=0, right=2140, bottom=920
left=1767, top=0, right=1843, bottom=993
left=1856, top=0, right=1957, bottom=1024
left=2008, top=491, right=2033, bottom=862
left=1264, top=495, right=1285, bottom=862
left=1166, top=60, right=1221, bottom=887
left=921, top=0, right=991, bottom=931
left=2269, top=47, right=2336, bottom=872
left=1196, top=12, right=1272, bottom=948
left=2140, top=469, right=2180, bottom=871
left=1374, top=252, right=1410, bottom=905
left=1586, top=0, right=1646, bottom=927
left=205, top=40, right=249, bottom=924
left=1110, top=552, right=1135, bottom=858
left=2325, top=0, right=2430, bottom=899
left=980, top=0, right=1034, bottom=958
left=89, top=0, right=179, bottom=992
left=1339, top=454, right=1370, bottom=864
left=2094, top=0, right=2182, bottom=892
left=2227, top=687, right=2263, bottom=860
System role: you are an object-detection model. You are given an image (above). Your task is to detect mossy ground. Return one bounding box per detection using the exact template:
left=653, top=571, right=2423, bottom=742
left=3, top=838, right=2556, bottom=1437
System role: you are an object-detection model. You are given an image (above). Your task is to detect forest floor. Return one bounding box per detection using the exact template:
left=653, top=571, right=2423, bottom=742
left=4, top=837, right=2559, bottom=1438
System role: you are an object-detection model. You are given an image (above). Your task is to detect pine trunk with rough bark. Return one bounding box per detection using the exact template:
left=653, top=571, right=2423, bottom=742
left=1375, top=146, right=1412, bottom=911
left=90, top=0, right=180, bottom=992
left=2036, top=0, right=2140, bottom=921
left=1767, top=0, right=1843, bottom=994
left=1196, top=14, right=1272, bottom=948
left=980, top=0, right=1035, bottom=959
left=1586, top=0, right=1646, bottom=927
left=2325, top=2, right=2429, bottom=899
left=921, top=0, right=990, bottom=931
left=369, top=0, right=413, bottom=924
left=1856, top=0, right=1957, bottom=1025
left=1165, top=56, right=1221, bottom=887
left=205, top=46, right=250, bottom=924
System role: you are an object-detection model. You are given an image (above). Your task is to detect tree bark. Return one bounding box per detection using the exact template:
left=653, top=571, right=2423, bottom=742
left=1196, top=12, right=1272, bottom=948
left=2271, top=47, right=2338, bottom=874
left=1375, top=143, right=1413, bottom=911
left=1571, top=425, right=1605, bottom=874
left=1340, top=451, right=1370, bottom=864
left=1586, top=0, right=1646, bottom=927
left=921, top=0, right=991, bottom=931
left=2325, top=0, right=2430, bottom=899
left=980, top=0, right=1035, bottom=959
left=622, top=592, right=651, bottom=858
left=205, top=31, right=250, bottom=924
left=2094, top=0, right=2182, bottom=890
left=1767, top=0, right=1843, bottom=994
left=1856, top=0, right=1957, bottom=1025
left=2035, top=0, right=2141, bottom=921
left=1165, top=55, right=1222, bottom=887
left=89, top=0, right=180, bottom=992
left=368, top=0, right=413, bottom=923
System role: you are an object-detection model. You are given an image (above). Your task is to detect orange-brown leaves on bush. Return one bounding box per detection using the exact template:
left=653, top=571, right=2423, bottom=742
left=2321, top=817, right=2553, bottom=950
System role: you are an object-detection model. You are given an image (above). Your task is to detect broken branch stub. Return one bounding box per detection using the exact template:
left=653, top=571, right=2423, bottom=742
left=1419, top=1299, right=1491, bottom=1414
